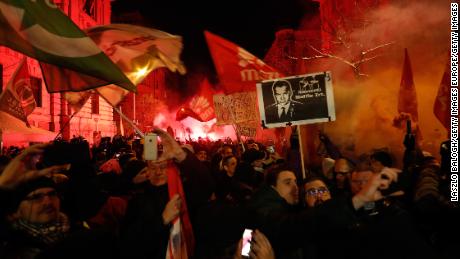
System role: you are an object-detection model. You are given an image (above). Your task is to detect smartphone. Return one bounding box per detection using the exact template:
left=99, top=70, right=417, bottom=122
left=143, top=133, right=158, bottom=161
left=241, top=228, right=253, bottom=257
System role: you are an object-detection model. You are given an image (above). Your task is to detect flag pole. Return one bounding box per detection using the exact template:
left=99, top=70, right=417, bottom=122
left=98, top=94, right=145, bottom=138
left=54, top=110, right=78, bottom=141
left=297, top=126, right=307, bottom=180
left=113, top=106, right=144, bottom=138
left=119, top=106, right=125, bottom=136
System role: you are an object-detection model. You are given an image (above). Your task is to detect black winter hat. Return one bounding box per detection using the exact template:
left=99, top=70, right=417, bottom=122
left=6, top=177, right=56, bottom=213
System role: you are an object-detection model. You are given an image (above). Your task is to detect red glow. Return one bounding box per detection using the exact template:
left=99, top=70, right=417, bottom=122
left=153, top=110, right=235, bottom=142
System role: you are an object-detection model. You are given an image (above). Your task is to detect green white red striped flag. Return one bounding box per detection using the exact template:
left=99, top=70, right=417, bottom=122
left=0, top=0, right=135, bottom=92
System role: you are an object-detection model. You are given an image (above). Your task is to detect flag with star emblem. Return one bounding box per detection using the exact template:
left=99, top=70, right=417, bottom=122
left=0, top=0, right=135, bottom=93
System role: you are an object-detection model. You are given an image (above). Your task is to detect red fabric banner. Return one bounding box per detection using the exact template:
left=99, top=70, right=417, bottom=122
left=204, top=31, right=282, bottom=94
left=0, top=58, right=35, bottom=126
left=166, top=162, right=194, bottom=259
left=398, top=49, right=419, bottom=121
left=433, top=61, right=451, bottom=130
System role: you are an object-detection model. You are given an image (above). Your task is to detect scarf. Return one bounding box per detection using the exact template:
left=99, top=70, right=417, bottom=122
left=12, top=213, right=71, bottom=245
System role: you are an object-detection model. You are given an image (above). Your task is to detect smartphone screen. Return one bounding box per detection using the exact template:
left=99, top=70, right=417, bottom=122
left=241, top=229, right=253, bottom=257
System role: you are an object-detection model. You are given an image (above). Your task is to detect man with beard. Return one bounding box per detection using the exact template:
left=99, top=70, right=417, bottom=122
left=303, top=176, right=331, bottom=208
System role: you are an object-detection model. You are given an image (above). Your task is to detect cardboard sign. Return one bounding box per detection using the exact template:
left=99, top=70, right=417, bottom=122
left=213, top=92, right=258, bottom=126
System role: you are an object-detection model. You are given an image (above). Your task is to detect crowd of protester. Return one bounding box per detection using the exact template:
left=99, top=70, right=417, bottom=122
left=0, top=120, right=458, bottom=259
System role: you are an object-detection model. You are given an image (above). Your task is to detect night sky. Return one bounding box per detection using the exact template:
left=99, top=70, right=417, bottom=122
left=111, top=0, right=314, bottom=75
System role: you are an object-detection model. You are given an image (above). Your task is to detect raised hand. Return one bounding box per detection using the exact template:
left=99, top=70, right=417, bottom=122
left=153, top=128, right=187, bottom=163
left=352, top=169, right=399, bottom=210
left=0, top=144, right=70, bottom=189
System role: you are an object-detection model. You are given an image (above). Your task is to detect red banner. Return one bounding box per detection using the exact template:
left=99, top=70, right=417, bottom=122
left=433, top=61, right=450, bottom=130
left=398, top=49, right=419, bottom=121
left=0, top=58, right=35, bottom=126
left=204, top=31, right=282, bottom=94
left=166, top=162, right=194, bottom=259
left=187, top=78, right=216, bottom=121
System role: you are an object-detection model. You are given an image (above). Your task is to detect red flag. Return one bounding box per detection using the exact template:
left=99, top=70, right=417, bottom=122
left=180, top=78, right=216, bottom=122
left=0, top=58, right=36, bottom=126
left=166, top=162, right=194, bottom=259
left=176, top=107, right=204, bottom=122
left=398, top=49, right=419, bottom=121
left=204, top=31, right=282, bottom=93
left=433, top=61, right=450, bottom=130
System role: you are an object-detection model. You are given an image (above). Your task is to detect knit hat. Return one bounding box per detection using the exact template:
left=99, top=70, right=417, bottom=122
left=6, top=177, right=56, bottom=213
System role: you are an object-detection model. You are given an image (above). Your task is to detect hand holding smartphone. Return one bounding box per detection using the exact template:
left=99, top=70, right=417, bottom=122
left=241, top=228, right=253, bottom=258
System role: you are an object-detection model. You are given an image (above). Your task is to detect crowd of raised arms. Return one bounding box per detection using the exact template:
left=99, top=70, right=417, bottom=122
left=0, top=124, right=457, bottom=259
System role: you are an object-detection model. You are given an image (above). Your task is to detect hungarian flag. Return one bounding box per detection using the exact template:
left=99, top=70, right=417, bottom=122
left=0, top=57, right=35, bottom=126
left=59, top=24, right=186, bottom=110
left=433, top=61, right=450, bottom=130
left=177, top=78, right=216, bottom=122
left=204, top=31, right=282, bottom=94
left=166, top=162, right=194, bottom=259
left=0, top=0, right=135, bottom=92
left=398, top=49, right=419, bottom=121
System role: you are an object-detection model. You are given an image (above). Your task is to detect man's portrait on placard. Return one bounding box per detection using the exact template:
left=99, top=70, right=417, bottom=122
left=257, top=72, right=335, bottom=128
left=263, top=79, right=307, bottom=124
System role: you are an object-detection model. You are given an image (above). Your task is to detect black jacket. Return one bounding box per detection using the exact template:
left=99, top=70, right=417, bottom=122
left=119, top=150, right=215, bottom=258
left=246, top=184, right=358, bottom=259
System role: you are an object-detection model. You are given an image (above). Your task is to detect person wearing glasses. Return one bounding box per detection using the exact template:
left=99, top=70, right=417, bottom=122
left=303, top=176, right=331, bottom=208
left=330, top=157, right=354, bottom=198
left=0, top=145, right=117, bottom=259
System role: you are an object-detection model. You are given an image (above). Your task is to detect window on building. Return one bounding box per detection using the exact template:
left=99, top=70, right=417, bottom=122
left=30, top=76, right=42, bottom=107
left=91, top=93, right=99, bottom=114
left=83, top=0, right=97, bottom=19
